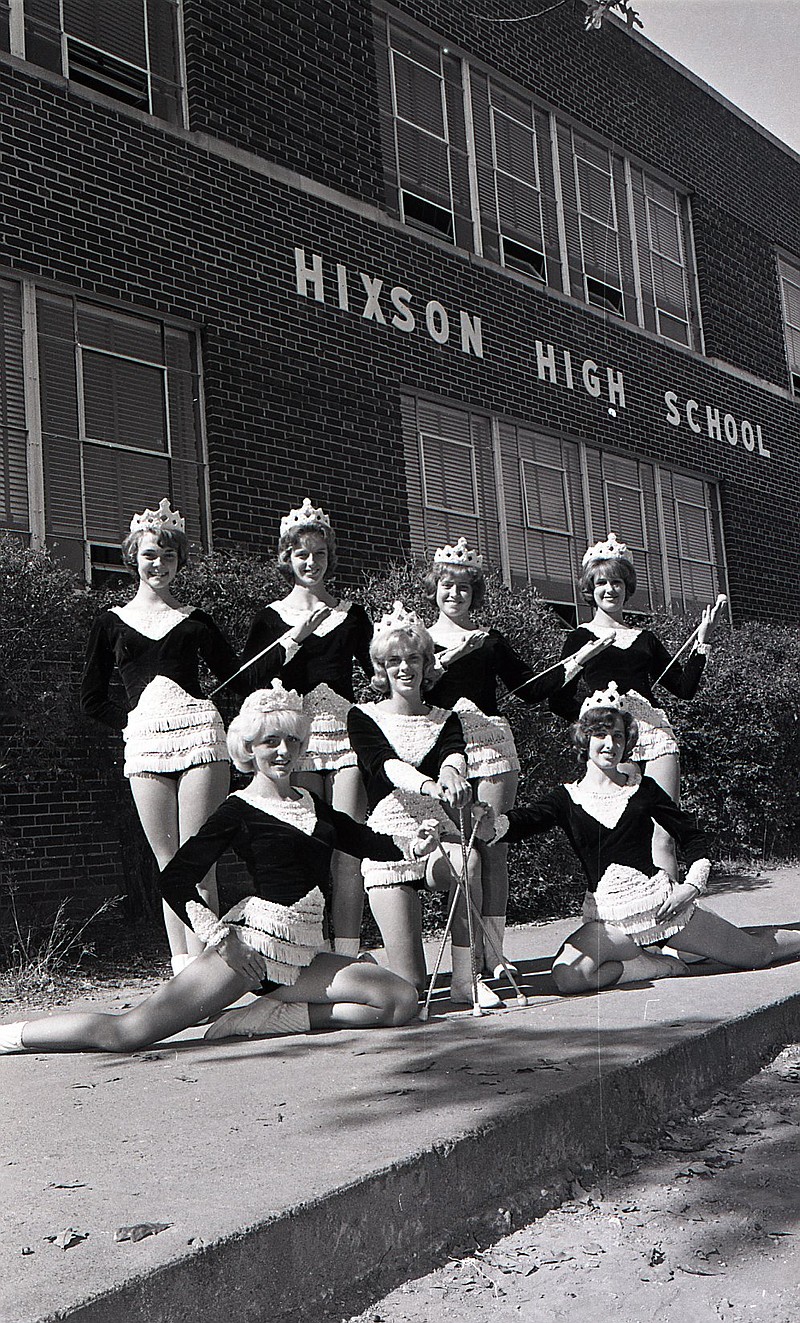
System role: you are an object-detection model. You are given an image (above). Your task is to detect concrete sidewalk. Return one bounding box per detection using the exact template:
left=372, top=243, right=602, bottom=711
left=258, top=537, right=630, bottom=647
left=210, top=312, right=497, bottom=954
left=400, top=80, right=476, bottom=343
left=3, top=867, right=800, bottom=1323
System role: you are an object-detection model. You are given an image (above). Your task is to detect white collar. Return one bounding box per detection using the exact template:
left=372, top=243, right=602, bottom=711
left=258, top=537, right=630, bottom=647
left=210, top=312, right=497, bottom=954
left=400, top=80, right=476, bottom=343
left=233, top=786, right=317, bottom=835
left=111, top=602, right=195, bottom=640
left=565, top=768, right=642, bottom=828
left=585, top=623, right=642, bottom=650
left=359, top=701, right=452, bottom=765
left=271, top=599, right=352, bottom=637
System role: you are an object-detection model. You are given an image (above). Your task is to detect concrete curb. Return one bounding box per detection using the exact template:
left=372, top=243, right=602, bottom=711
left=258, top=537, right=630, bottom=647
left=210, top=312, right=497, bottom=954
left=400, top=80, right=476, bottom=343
left=43, top=989, right=800, bottom=1323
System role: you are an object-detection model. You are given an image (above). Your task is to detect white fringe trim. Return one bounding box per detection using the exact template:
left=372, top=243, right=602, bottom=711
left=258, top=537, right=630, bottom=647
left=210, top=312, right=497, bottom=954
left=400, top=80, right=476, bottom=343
left=624, top=691, right=679, bottom=760
left=188, top=887, right=325, bottom=986
left=583, top=865, right=695, bottom=944
left=453, top=699, right=520, bottom=777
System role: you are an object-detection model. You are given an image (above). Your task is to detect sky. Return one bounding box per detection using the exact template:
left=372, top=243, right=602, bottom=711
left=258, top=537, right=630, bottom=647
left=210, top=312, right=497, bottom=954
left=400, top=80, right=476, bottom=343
left=633, top=1, right=800, bottom=154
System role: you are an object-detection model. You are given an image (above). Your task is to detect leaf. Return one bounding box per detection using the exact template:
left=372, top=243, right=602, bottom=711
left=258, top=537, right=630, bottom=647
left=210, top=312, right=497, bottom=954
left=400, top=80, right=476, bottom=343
left=47, top=1228, right=89, bottom=1250
left=114, top=1222, right=171, bottom=1243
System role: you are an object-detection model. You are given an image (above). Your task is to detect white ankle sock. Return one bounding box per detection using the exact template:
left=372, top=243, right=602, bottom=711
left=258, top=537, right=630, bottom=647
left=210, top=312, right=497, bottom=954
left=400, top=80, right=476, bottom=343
left=481, top=916, right=517, bottom=975
left=0, top=1022, right=27, bottom=1054
left=205, top=998, right=311, bottom=1040
left=334, top=937, right=361, bottom=958
left=450, top=948, right=503, bottom=1008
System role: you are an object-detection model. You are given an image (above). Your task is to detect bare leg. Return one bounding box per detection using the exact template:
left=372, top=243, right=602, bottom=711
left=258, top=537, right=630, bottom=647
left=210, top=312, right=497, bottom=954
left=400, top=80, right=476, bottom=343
left=475, top=771, right=518, bottom=974
left=367, top=885, right=427, bottom=992
left=129, top=773, right=185, bottom=957
left=20, top=950, right=253, bottom=1052
left=643, top=752, right=680, bottom=880
left=177, top=761, right=230, bottom=953
left=269, top=952, right=418, bottom=1028
left=552, top=921, right=680, bottom=994
left=671, top=906, right=800, bottom=968
left=331, top=766, right=368, bottom=948
left=427, top=844, right=501, bottom=1007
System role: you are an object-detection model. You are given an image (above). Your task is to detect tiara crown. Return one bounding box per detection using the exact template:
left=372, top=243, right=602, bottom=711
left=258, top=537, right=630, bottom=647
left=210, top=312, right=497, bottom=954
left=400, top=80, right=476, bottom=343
left=129, top=498, right=185, bottom=534
left=433, top=537, right=484, bottom=570
left=241, top=679, right=304, bottom=717
left=579, top=681, right=627, bottom=719
left=581, top=532, right=634, bottom=568
left=374, top=599, right=425, bottom=638
left=279, top=497, right=331, bottom=539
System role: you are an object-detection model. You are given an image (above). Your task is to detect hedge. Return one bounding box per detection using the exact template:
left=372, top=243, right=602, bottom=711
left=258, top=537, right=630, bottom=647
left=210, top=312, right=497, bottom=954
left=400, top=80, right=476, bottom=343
left=2, top=534, right=797, bottom=932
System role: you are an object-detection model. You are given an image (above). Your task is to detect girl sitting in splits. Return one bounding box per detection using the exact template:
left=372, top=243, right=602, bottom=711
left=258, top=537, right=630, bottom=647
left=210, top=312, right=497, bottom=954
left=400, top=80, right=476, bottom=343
left=0, top=683, right=432, bottom=1055
left=483, top=684, right=800, bottom=994
left=348, top=602, right=501, bottom=1009
left=424, top=536, right=611, bottom=975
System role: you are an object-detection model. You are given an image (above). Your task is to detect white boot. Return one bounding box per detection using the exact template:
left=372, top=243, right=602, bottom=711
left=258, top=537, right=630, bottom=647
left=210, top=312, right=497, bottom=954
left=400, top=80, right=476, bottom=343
left=481, top=916, right=518, bottom=977
left=0, top=1022, right=27, bottom=1054
left=449, top=946, right=503, bottom=1009
left=170, top=953, right=197, bottom=977
left=333, top=937, right=361, bottom=958
left=205, top=998, right=311, bottom=1040
left=617, top=952, right=688, bottom=984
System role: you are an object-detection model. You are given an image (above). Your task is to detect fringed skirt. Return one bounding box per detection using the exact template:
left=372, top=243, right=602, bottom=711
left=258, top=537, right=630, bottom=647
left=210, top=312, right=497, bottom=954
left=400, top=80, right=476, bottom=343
left=186, top=886, right=326, bottom=988
left=454, top=698, right=520, bottom=780
left=624, top=691, right=679, bottom=762
left=123, top=676, right=228, bottom=778
left=297, top=683, right=357, bottom=774
left=362, top=791, right=456, bottom=892
left=582, top=864, right=696, bottom=945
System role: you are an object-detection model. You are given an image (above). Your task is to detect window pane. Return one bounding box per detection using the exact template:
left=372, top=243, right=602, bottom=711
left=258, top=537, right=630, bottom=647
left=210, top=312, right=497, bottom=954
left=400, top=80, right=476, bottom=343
left=521, top=460, right=569, bottom=532
left=82, top=351, right=166, bottom=450
left=63, top=0, right=147, bottom=65
left=493, top=111, right=537, bottom=188
left=392, top=51, right=444, bottom=135
left=420, top=434, right=477, bottom=515
left=83, top=443, right=170, bottom=542
left=78, top=307, right=162, bottom=362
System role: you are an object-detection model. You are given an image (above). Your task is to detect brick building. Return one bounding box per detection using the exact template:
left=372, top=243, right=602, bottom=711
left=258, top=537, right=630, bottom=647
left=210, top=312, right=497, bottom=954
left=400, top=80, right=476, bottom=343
left=1, top=0, right=799, bottom=907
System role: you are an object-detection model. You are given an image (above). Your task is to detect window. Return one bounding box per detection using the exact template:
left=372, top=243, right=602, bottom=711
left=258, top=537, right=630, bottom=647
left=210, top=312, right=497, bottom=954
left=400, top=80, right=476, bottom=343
left=374, top=13, right=700, bottom=348
left=374, top=16, right=472, bottom=247
left=4, top=0, right=184, bottom=122
left=402, top=395, right=727, bottom=618
left=778, top=256, right=800, bottom=396
left=0, top=279, right=208, bottom=582
left=400, top=396, right=503, bottom=566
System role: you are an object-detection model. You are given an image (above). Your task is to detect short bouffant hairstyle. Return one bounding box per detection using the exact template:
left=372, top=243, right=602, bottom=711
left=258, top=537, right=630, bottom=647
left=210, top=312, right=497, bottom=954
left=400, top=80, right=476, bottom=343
left=277, top=523, right=338, bottom=583
left=423, top=562, right=486, bottom=611
left=570, top=707, right=639, bottom=762
left=578, top=556, right=637, bottom=605
left=121, top=526, right=189, bottom=572
left=370, top=625, right=439, bottom=694
left=226, top=704, right=311, bottom=774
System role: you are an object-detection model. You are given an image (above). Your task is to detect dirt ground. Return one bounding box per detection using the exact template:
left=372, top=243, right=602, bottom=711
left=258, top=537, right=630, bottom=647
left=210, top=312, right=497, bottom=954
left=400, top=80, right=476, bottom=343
left=347, top=1045, right=800, bottom=1323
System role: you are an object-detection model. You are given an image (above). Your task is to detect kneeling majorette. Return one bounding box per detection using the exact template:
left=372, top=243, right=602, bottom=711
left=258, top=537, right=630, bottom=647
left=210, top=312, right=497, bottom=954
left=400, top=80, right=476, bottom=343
left=482, top=684, right=800, bottom=994
left=348, top=601, right=502, bottom=1009
left=241, top=498, right=373, bottom=957
left=80, top=499, right=239, bottom=973
left=550, top=532, right=726, bottom=882
left=424, top=536, right=612, bottom=975
left=0, top=683, right=432, bottom=1055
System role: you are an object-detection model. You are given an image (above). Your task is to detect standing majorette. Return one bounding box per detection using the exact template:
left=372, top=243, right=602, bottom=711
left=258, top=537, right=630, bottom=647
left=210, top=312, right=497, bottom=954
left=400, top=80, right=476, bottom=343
left=241, top=497, right=373, bottom=956
left=350, top=600, right=509, bottom=1009
left=80, top=499, right=240, bottom=971
left=0, top=681, right=428, bottom=1056
left=424, top=536, right=612, bottom=975
left=477, top=684, right=800, bottom=993
left=550, top=532, right=726, bottom=882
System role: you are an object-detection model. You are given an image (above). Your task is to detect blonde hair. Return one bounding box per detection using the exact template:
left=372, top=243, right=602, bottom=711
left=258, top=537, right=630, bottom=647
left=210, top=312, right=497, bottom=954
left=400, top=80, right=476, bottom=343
left=369, top=624, right=438, bottom=694
left=226, top=705, right=311, bottom=774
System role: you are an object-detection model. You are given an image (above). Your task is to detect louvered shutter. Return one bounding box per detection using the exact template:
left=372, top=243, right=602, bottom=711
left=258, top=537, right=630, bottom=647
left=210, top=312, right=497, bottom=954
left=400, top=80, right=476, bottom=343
left=400, top=396, right=499, bottom=567
left=0, top=280, right=29, bottom=531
